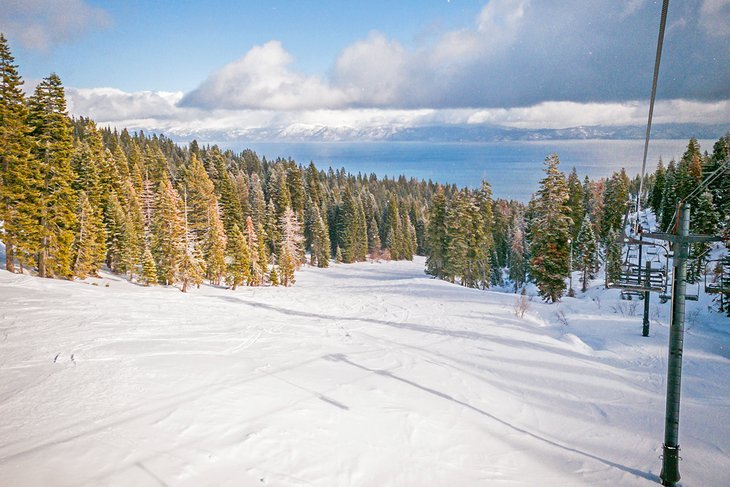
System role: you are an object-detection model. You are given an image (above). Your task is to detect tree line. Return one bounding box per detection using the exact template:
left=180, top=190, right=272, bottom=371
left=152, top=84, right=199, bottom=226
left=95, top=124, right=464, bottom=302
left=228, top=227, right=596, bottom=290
left=1, top=34, right=728, bottom=306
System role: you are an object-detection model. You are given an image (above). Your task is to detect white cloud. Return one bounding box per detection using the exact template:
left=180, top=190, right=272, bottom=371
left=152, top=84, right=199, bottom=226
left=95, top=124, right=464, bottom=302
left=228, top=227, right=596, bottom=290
left=466, top=100, right=730, bottom=128
left=181, top=41, right=350, bottom=110
left=65, top=85, right=730, bottom=139
left=0, top=0, right=110, bottom=50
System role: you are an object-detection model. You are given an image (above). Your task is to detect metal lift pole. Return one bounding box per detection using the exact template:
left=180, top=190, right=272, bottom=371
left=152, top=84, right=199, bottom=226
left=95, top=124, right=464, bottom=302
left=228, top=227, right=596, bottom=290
left=642, top=260, right=651, bottom=337
left=643, top=204, right=721, bottom=486
left=660, top=203, right=689, bottom=486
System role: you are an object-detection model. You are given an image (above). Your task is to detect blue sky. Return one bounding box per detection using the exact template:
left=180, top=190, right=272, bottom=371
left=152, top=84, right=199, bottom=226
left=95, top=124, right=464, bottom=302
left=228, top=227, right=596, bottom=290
left=11, top=1, right=484, bottom=92
left=1, top=0, right=729, bottom=139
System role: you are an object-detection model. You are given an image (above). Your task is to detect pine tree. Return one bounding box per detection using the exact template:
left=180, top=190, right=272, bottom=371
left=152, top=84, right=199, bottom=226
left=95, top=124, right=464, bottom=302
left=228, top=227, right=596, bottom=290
left=269, top=264, right=280, bottom=286
left=257, top=223, right=269, bottom=285
left=605, top=228, right=622, bottom=287
left=426, top=186, right=449, bottom=278
left=243, top=217, right=262, bottom=285
left=566, top=167, right=585, bottom=239
left=72, top=192, right=103, bottom=278
left=28, top=74, right=77, bottom=278
left=151, top=178, right=184, bottom=285
left=649, top=159, right=665, bottom=219
left=660, top=161, right=677, bottom=231
left=204, top=203, right=227, bottom=285
left=600, top=169, right=629, bottom=241
left=279, top=206, right=304, bottom=271
left=574, top=214, right=599, bottom=292
left=0, top=34, right=33, bottom=272
left=178, top=194, right=205, bottom=293
left=528, top=154, right=572, bottom=302
left=141, top=244, right=157, bottom=286
left=226, top=224, right=250, bottom=290
left=508, top=220, right=527, bottom=290
left=471, top=180, right=494, bottom=289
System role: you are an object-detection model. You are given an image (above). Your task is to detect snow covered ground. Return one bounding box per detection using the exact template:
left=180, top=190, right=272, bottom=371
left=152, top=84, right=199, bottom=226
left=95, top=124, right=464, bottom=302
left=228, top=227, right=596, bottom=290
left=0, top=257, right=729, bottom=486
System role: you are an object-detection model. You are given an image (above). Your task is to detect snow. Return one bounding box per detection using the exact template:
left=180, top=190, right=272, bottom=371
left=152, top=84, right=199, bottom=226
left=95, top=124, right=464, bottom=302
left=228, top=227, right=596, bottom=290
left=1, top=257, right=729, bottom=486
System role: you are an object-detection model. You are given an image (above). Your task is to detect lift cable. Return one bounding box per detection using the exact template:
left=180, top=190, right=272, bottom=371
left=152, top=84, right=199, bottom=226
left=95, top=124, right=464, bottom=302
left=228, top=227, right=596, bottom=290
left=635, top=0, right=670, bottom=234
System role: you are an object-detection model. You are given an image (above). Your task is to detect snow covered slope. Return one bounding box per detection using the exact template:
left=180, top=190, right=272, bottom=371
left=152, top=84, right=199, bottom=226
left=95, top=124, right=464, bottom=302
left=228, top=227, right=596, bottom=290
left=0, top=258, right=729, bottom=486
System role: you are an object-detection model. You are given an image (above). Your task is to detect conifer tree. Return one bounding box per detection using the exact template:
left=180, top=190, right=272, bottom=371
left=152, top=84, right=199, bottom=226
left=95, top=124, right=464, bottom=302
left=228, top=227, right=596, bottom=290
left=257, top=223, right=269, bottom=285
left=28, top=74, right=77, bottom=278
left=660, top=161, right=677, bottom=231
left=508, top=221, right=527, bottom=290
left=0, top=34, right=33, bottom=272
left=605, top=228, right=622, bottom=286
left=141, top=243, right=157, bottom=286
left=426, top=187, right=449, bottom=278
left=649, top=159, right=666, bottom=219
left=226, top=224, right=250, bottom=290
left=204, top=204, right=227, bottom=285
left=471, top=180, right=494, bottom=288
left=279, top=206, right=304, bottom=269
left=444, top=190, right=469, bottom=283
left=151, top=178, right=184, bottom=285
left=178, top=196, right=205, bottom=292
left=249, top=173, right=266, bottom=228
left=528, top=154, right=572, bottom=302
left=72, top=192, right=103, bottom=278
left=574, top=214, right=599, bottom=292
left=269, top=264, right=280, bottom=286
left=105, top=190, right=127, bottom=273
left=566, top=167, right=585, bottom=239
left=243, top=217, right=262, bottom=285
left=600, top=169, right=629, bottom=241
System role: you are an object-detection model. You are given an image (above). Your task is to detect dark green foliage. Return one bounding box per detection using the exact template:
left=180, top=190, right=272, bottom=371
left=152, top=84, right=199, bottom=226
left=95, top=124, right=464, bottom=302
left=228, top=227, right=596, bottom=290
left=28, top=74, right=77, bottom=278
left=574, top=214, right=599, bottom=292
left=528, top=154, right=572, bottom=302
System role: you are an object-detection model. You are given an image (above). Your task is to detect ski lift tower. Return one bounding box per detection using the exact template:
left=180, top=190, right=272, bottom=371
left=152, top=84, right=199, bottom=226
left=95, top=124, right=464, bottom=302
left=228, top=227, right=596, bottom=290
left=643, top=203, right=721, bottom=486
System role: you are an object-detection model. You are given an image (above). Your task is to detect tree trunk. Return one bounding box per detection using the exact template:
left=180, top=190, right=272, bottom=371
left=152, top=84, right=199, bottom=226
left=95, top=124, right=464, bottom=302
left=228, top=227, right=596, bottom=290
left=5, top=242, right=15, bottom=273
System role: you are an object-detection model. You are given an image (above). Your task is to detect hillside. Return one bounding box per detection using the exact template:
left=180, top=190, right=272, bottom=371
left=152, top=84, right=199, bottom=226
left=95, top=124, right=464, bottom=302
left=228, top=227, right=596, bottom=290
left=1, top=257, right=728, bottom=486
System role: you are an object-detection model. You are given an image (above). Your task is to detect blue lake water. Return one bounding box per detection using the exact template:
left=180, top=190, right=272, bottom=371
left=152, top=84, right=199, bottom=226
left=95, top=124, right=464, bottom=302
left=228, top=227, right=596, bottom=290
left=232, top=139, right=713, bottom=202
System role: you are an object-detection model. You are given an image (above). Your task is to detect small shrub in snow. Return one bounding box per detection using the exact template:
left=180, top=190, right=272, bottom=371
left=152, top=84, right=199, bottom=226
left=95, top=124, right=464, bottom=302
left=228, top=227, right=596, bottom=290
left=555, top=309, right=569, bottom=326
left=514, top=288, right=530, bottom=318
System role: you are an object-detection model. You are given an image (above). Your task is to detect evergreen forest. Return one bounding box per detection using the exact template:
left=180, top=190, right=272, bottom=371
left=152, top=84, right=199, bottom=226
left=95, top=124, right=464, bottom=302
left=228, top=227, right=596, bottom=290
left=1, top=34, right=728, bottom=311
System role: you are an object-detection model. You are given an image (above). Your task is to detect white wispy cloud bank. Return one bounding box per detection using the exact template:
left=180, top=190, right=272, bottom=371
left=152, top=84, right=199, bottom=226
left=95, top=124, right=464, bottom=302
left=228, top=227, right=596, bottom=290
left=0, top=0, right=110, bottom=50
left=67, top=86, right=730, bottom=140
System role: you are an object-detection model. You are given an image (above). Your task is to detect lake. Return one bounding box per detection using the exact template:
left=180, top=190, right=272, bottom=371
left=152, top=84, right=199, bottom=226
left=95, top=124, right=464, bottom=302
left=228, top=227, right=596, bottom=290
left=230, top=139, right=715, bottom=202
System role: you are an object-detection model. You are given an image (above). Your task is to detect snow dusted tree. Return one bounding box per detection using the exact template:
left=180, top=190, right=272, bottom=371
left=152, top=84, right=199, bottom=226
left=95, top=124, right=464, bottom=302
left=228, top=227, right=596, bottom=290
left=528, top=154, right=572, bottom=302
left=605, top=228, right=622, bottom=287
left=574, top=214, right=599, bottom=292
left=508, top=220, right=527, bottom=291
left=243, top=216, right=263, bottom=285
left=203, top=203, right=227, bottom=285
left=279, top=206, right=304, bottom=269
left=426, top=186, right=449, bottom=279
left=309, top=203, right=330, bottom=267
left=178, top=194, right=205, bottom=293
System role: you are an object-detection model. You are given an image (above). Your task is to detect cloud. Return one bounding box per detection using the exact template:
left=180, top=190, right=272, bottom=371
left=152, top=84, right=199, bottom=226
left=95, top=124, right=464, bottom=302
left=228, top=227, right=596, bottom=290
left=65, top=85, right=730, bottom=140
left=0, top=0, right=110, bottom=50
left=180, top=41, right=350, bottom=110
left=179, top=0, right=730, bottom=112
left=67, top=88, right=184, bottom=122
